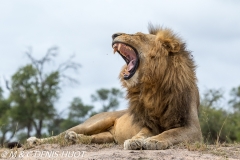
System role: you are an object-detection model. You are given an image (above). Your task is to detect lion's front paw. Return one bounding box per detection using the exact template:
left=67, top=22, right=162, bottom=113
left=65, top=131, right=78, bottom=143
left=26, top=137, right=41, bottom=147
left=124, top=139, right=144, bottom=150
left=142, top=139, right=169, bottom=150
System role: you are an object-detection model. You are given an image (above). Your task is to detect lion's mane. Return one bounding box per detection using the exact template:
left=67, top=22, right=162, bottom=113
left=123, top=26, right=199, bottom=135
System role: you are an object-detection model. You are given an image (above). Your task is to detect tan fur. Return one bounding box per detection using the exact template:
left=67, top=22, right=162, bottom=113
left=27, top=25, right=202, bottom=150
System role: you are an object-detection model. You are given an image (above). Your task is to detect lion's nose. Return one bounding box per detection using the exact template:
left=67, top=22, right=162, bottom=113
left=112, top=33, right=123, bottom=40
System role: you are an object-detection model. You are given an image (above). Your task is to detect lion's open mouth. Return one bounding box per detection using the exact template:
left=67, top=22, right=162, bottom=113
left=112, top=43, right=139, bottom=80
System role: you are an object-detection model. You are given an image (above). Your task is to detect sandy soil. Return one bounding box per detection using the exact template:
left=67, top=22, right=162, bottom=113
left=1, top=143, right=240, bottom=160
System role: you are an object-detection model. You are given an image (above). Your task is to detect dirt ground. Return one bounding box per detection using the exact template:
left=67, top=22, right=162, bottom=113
left=0, top=143, right=240, bottom=160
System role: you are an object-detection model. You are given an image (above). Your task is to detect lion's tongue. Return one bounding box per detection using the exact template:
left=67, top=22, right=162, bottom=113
left=127, top=60, right=135, bottom=71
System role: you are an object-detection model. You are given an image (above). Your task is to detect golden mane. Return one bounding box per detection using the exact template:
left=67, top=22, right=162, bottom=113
left=127, top=26, right=199, bottom=134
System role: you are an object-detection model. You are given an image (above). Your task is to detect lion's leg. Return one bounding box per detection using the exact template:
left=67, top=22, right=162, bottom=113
left=124, top=125, right=201, bottom=150
left=66, top=110, right=126, bottom=135
left=64, top=131, right=114, bottom=144
left=124, top=105, right=202, bottom=150
left=142, top=125, right=202, bottom=150
left=27, top=134, right=65, bottom=146
left=91, top=132, right=114, bottom=143
left=142, top=106, right=202, bottom=150
left=124, top=127, right=153, bottom=150
left=27, top=110, right=126, bottom=146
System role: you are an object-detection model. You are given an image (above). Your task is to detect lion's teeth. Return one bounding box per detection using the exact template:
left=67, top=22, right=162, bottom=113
left=124, top=68, right=130, bottom=75
left=118, top=44, right=121, bottom=51
left=113, top=47, right=117, bottom=53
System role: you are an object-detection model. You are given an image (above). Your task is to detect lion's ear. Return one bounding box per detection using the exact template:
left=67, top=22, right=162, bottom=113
left=156, top=30, right=181, bottom=53
left=162, top=40, right=180, bottom=53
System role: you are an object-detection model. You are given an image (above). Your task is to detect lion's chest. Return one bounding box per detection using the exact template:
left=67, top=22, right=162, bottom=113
left=112, top=113, right=141, bottom=144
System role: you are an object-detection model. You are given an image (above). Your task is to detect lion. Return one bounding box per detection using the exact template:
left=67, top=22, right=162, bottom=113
left=27, top=24, right=202, bottom=150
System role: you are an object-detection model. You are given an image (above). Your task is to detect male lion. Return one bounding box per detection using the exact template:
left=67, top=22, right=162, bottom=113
left=27, top=25, right=202, bottom=150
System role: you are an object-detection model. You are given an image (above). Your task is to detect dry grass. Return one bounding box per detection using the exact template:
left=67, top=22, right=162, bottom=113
left=171, top=141, right=240, bottom=159
left=1, top=139, right=240, bottom=159
left=23, top=133, right=93, bottom=149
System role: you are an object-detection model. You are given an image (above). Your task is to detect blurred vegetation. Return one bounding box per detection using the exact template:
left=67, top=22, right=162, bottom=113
left=0, top=47, right=123, bottom=146
left=91, top=88, right=124, bottom=113
left=0, top=47, right=240, bottom=146
left=199, top=88, right=240, bottom=144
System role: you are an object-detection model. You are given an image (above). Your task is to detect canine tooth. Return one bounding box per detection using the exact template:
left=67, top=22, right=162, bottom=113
left=113, top=47, right=117, bottom=53
left=118, top=44, right=121, bottom=51
left=124, top=68, right=130, bottom=75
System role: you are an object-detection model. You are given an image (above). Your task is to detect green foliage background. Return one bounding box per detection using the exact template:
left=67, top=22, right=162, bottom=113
left=199, top=88, right=240, bottom=144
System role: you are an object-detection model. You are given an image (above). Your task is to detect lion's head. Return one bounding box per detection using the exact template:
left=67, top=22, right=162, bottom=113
left=112, top=24, right=191, bottom=88
left=112, top=24, right=199, bottom=135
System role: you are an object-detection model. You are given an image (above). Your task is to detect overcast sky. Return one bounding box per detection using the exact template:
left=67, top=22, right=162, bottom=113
left=0, top=0, right=240, bottom=112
